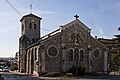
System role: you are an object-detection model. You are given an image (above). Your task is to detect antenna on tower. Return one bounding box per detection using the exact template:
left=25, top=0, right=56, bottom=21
left=30, top=4, right=32, bottom=14
left=30, top=0, right=33, bottom=14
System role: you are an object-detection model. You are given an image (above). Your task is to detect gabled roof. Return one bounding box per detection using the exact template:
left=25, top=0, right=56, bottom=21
left=40, top=18, right=92, bottom=41
left=26, top=18, right=106, bottom=48
left=20, top=13, right=42, bottom=22
left=61, top=19, right=91, bottom=33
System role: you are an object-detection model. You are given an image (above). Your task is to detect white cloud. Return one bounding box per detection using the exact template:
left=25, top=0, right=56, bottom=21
left=99, top=28, right=104, bottom=35
left=33, top=9, right=62, bottom=16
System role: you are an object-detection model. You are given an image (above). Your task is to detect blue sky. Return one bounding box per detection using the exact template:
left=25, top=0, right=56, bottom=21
left=0, top=0, right=120, bottom=57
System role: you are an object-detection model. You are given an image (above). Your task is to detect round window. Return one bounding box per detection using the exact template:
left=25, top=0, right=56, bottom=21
left=93, top=49, right=101, bottom=59
left=48, top=46, right=58, bottom=57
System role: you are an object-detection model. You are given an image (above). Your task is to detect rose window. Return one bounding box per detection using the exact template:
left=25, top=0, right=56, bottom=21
left=48, top=46, right=58, bottom=57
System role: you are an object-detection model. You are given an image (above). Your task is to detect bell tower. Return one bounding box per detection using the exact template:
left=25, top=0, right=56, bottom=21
left=19, top=13, right=42, bottom=73
left=20, top=13, right=42, bottom=44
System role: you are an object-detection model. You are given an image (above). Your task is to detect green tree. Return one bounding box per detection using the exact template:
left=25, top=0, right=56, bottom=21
left=109, top=27, right=120, bottom=71
left=10, top=63, right=18, bottom=71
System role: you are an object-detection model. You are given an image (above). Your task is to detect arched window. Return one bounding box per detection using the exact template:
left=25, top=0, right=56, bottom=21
left=29, top=23, right=32, bottom=29
left=74, top=48, right=79, bottom=61
left=22, top=24, right=24, bottom=31
left=34, top=24, right=36, bottom=29
left=80, top=50, right=84, bottom=61
left=31, top=49, right=34, bottom=74
left=68, top=49, right=73, bottom=61
left=32, top=39, right=35, bottom=43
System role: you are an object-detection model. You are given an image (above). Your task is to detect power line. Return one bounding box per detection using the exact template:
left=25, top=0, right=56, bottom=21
left=41, top=28, right=52, bottom=31
left=6, top=0, right=22, bottom=16
left=32, top=0, right=53, bottom=32
left=33, top=0, right=45, bottom=10
left=6, top=0, right=52, bottom=32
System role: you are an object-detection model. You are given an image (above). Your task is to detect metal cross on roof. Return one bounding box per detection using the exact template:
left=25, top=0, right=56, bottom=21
left=74, top=14, right=79, bottom=19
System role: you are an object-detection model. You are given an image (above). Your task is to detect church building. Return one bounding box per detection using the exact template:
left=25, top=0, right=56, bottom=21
left=18, top=13, right=108, bottom=76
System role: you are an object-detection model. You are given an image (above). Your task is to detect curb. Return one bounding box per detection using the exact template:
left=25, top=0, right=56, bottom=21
left=40, top=77, right=75, bottom=80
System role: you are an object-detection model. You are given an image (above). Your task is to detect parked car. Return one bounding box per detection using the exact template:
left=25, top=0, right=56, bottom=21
left=0, top=68, right=2, bottom=72
left=0, top=66, right=3, bottom=72
left=3, top=67, right=9, bottom=72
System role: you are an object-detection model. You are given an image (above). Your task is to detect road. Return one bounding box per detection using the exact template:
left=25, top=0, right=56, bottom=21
left=0, top=72, right=120, bottom=80
left=0, top=72, right=41, bottom=80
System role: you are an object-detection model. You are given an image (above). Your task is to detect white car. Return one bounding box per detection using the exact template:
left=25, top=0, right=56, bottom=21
left=0, top=68, right=3, bottom=72
left=3, top=67, right=9, bottom=72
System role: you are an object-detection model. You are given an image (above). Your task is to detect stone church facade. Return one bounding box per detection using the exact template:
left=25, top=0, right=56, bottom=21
left=18, top=13, right=108, bottom=76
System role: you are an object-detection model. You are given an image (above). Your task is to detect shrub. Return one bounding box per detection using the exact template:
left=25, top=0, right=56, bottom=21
left=39, top=72, right=48, bottom=76
left=10, top=63, right=18, bottom=71
left=67, top=66, right=76, bottom=75
left=66, top=66, right=86, bottom=76
left=66, top=73, right=73, bottom=77
left=43, top=72, right=61, bottom=77
left=85, top=72, right=100, bottom=76
left=77, top=66, right=86, bottom=76
left=10, top=65, right=18, bottom=71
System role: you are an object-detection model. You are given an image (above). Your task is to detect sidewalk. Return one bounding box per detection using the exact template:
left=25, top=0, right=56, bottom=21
left=39, top=75, right=120, bottom=80
left=40, top=76, right=76, bottom=80
left=10, top=71, right=120, bottom=80
left=9, top=71, right=32, bottom=76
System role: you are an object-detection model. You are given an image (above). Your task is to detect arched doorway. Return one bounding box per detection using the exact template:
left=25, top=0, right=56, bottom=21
left=26, top=50, right=30, bottom=74
left=30, top=48, right=34, bottom=74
